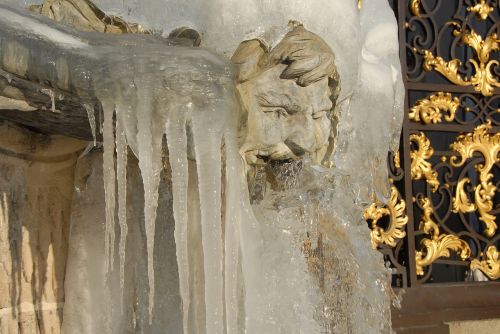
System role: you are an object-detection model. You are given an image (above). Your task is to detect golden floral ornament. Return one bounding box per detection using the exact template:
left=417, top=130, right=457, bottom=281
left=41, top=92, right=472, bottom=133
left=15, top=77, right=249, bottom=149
left=410, top=0, right=421, bottom=17
left=467, top=0, right=494, bottom=21
left=452, top=178, right=477, bottom=214
left=410, top=132, right=440, bottom=191
left=409, top=92, right=460, bottom=124
left=470, top=245, right=500, bottom=280
left=450, top=121, right=499, bottom=237
left=364, top=186, right=408, bottom=249
left=415, top=197, right=472, bottom=276
left=422, top=26, right=500, bottom=96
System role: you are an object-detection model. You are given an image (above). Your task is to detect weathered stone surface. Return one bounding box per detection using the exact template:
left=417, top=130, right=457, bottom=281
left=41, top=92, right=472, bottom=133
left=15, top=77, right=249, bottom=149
left=0, top=72, right=99, bottom=140
left=0, top=122, right=87, bottom=333
left=28, top=0, right=151, bottom=34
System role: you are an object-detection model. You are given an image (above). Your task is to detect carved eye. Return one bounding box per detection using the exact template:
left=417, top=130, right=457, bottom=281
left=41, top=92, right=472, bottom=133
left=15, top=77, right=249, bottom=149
left=264, top=107, right=288, bottom=118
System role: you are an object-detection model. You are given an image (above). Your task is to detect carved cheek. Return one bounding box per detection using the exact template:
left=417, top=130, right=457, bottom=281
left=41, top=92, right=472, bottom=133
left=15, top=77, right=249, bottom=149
left=259, top=111, right=287, bottom=144
left=285, top=113, right=317, bottom=152
left=315, top=116, right=331, bottom=148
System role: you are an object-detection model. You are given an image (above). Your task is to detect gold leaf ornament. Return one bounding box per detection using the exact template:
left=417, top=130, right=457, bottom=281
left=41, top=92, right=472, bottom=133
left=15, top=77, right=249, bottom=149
left=422, top=28, right=500, bottom=96
left=450, top=121, right=500, bottom=237
left=415, top=197, right=472, bottom=276
left=394, top=151, right=401, bottom=169
left=364, top=186, right=408, bottom=249
left=471, top=245, right=500, bottom=280
left=410, top=0, right=421, bottom=17
left=409, top=92, right=460, bottom=124
left=467, top=0, right=494, bottom=21
left=410, top=133, right=440, bottom=191
left=452, top=178, right=477, bottom=213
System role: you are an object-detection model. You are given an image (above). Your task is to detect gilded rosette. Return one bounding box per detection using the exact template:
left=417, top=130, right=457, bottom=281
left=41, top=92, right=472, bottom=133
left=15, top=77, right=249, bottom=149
left=409, top=92, right=460, bottom=124
left=364, top=186, right=408, bottom=249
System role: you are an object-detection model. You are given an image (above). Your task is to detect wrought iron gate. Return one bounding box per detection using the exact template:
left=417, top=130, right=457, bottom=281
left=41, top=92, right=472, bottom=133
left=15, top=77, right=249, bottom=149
left=365, top=2, right=500, bottom=327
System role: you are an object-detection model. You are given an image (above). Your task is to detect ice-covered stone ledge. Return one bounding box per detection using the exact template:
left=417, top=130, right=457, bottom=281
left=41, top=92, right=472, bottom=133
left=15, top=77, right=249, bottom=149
left=0, top=3, right=202, bottom=141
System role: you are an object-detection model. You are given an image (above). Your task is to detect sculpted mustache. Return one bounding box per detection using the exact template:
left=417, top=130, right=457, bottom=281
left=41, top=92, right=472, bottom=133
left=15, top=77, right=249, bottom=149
left=284, top=139, right=306, bottom=156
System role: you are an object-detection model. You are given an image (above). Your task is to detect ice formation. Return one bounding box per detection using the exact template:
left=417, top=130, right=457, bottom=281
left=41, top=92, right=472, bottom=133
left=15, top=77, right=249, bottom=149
left=92, top=46, right=235, bottom=328
left=84, top=103, right=97, bottom=146
left=0, top=1, right=404, bottom=333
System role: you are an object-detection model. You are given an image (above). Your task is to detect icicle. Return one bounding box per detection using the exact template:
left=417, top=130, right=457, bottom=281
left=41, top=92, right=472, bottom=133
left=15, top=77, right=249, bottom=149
left=41, top=88, right=56, bottom=112
left=115, top=109, right=128, bottom=299
left=101, top=100, right=116, bottom=274
left=135, top=80, right=162, bottom=323
left=223, top=130, right=241, bottom=334
left=84, top=103, right=97, bottom=146
left=99, top=106, right=104, bottom=135
left=192, top=111, right=224, bottom=334
left=165, top=105, right=190, bottom=334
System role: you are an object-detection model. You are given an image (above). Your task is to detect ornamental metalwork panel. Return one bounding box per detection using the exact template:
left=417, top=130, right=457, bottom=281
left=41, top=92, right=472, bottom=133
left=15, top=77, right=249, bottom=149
left=368, top=0, right=500, bottom=288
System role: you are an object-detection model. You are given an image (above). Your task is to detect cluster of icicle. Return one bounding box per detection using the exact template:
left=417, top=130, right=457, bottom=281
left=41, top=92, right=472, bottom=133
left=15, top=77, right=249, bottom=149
left=92, top=51, right=323, bottom=333
left=91, top=49, right=239, bottom=332
left=0, top=6, right=323, bottom=331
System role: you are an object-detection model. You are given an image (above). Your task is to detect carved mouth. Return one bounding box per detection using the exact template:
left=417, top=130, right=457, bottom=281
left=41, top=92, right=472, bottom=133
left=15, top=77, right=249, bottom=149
left=242, top=144, right=299, bottom=165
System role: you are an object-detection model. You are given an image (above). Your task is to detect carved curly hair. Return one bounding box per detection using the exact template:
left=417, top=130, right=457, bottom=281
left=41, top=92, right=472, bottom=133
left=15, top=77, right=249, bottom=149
left=231, top=24, right=340, bottom=109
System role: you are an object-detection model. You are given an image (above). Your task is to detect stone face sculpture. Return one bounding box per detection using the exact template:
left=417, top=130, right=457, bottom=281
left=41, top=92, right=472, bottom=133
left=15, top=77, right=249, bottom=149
left=0, top=0, right=404, bottom=333
left=233, top=26, right=340, bottom=166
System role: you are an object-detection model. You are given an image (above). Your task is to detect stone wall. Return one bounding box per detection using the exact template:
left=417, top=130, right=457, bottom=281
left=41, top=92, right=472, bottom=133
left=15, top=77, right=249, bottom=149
left=449, top=318, right=500, bottom=334
left=0, top=122, right=86, bottom=333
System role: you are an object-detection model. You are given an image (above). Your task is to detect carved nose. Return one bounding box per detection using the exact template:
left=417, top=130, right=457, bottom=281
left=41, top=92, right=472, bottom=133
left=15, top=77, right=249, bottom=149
left=284, top=139, right=306, bottom=156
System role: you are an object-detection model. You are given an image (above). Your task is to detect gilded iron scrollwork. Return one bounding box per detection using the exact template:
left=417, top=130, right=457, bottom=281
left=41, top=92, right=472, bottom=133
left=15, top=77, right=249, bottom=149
left=422, top=26, right=500, bottom=96
left=364, top=186, right=408, bottom=249
left=408, top=91, right=500, bottom=127
left=364, top=150, right=408, bottom=287
left=370, top=1, right=500, bottom=285
left=410, top=132, right=440, bottom=191
left=409, top=92, right=460, bottom=124
left=415, top=197, right=472, bottom=276
left=450, top=121, right=499, bottom=237
left=471, top=245, right=500, bottom=280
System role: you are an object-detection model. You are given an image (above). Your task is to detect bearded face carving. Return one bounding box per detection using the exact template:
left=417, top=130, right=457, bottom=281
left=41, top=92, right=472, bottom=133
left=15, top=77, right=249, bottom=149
left=232, top=25, right=341, bottom=167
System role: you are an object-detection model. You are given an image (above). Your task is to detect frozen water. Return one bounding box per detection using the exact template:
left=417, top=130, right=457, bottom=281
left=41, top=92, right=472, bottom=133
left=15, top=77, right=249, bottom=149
left=0, top=1, right=403, bottom=333
left=101, top=100, right=116, bottom=278
left=84, top=103, right=97, bottom=146
left=165, top=107, right=190, bottom=333
left=115, top=108, right=128, bottom=295
left=0, top=6, right=87, bottom=48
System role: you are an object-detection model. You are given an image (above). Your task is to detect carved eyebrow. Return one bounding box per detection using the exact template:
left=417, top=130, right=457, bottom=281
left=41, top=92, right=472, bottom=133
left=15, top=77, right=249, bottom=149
left=257, top=92, right=302, bottom=113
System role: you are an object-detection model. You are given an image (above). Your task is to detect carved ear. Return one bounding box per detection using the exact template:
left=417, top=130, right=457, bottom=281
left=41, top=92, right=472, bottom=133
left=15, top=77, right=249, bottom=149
left=231, top=39, right=267, bottom=83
